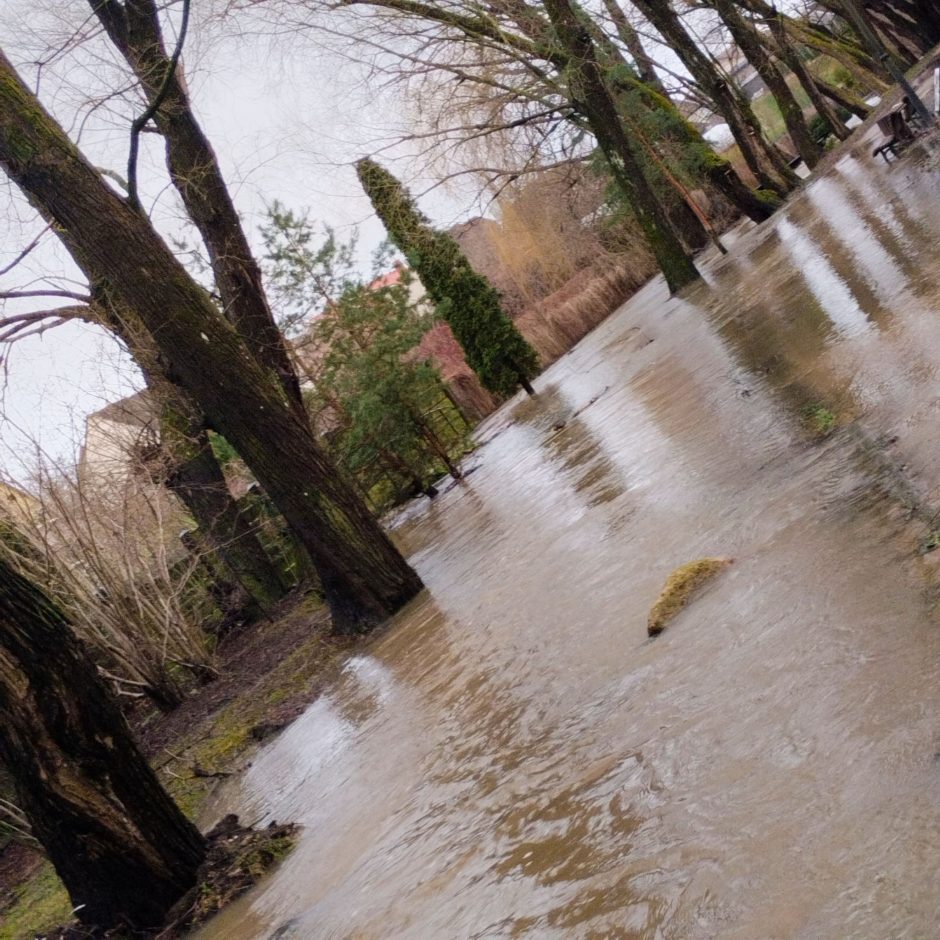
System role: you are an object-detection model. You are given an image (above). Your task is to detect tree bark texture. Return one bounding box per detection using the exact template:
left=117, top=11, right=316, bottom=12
left=0, top=556, right=205, bottom=929
left=632, top=0, right=798, bottom=194
left=601, top=0, right=665, bottom=93
left=99, top=302, right=289, bottom=611
left=578, top=9, right=766, bottom=229
left=89, top=0, right=306, bottom=416
left=542, top=0, right=700, bottom=292
left=761, top=9, right=852, bottom=141
left=165, top=425, right=289, bottom=609
left=710, top=0, right=823, bottom=168
left=814, top=76, right=871, bottom=119
left=0, top=50, right=423, bottom=633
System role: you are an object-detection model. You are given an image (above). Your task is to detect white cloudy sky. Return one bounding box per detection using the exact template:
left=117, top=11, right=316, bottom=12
left=0, top=0, right=493, bottom=481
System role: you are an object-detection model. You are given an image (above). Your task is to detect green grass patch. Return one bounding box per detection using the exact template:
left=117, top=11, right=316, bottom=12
left=802, top=403, right=838, bottom=437
left=751, top=76, right=812, bottom=142
left=0, top=862, right=72, bottom=940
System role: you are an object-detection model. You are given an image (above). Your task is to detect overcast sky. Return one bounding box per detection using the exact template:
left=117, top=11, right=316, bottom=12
left=0, top=0, right=496, bottom=482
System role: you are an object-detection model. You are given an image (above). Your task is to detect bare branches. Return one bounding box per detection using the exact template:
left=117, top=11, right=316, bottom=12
left=0, top=304, right=92, bottom=344
left=0, top=439, right=217, bottom=710
left=126, top=0, right=191, bottom=211
left=0, top=225, right=51, bottom=278
left=0, top=288, right=90, bottom=302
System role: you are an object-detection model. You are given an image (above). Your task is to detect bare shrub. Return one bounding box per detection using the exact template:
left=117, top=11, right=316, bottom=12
left=516, top=255, right=656, bottom=366
left=0, top=446, right=217, bottom=711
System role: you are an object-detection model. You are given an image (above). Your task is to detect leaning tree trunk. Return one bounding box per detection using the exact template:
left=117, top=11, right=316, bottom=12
left=814, top=76, right=872, bottom=119
left=0, top=49, right=423, bottom=634
left=89, top=0, right=305, bottom=417
left=632, top=0, right=798, bottom=195
left=0, top=556, right=205, bottom=929
left=580, top=7, right=776, bottom=225
left=786, top=12, right=890, bottom=86
left=603, top=60, right=780, bottom=221
left=711, top=0, right=823, bottom=169
left=760, top=6, right=853, bottom=141
left=601, top=0, right=666, bottom=93
left=99, top=300, right=289, bottom=612
left=165, top=423, right=289, bottom=609
left=742, top=0, right=875, bottom=123
left=863, top=0, right=927, bottom=61
left=542, top=0, right=700, bottom=292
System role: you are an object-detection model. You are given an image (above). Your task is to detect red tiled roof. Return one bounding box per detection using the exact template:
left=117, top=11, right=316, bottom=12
left=367, top=268, right=402, bottom=291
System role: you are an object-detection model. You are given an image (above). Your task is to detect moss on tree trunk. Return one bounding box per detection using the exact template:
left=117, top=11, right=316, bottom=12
left=0, top=555, right=205, bottom=929
left=541, top=0, right=700, bottom=292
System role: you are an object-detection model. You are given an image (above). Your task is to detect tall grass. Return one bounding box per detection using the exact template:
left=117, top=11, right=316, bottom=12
left=516, top=255, right=657, bottom=365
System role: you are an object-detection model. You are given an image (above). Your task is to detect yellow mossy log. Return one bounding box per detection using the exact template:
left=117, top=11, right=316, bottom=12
left=647, top=557, right=733, bottom=636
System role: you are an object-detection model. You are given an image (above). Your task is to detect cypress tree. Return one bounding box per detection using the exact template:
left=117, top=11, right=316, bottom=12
left=356, top=158, right=540, bottom=397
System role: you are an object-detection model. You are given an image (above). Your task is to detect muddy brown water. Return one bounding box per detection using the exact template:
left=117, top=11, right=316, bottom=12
left=197, top=145, right=940, bottom=938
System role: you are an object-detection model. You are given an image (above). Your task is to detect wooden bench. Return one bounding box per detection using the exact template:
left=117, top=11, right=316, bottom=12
left=873, top=109, right=915, bottom=162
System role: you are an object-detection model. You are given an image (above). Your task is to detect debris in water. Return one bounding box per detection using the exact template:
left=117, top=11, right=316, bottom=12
left=801, top=403, right=837, bottom=438
left=159, top=815, right=298, bottom=937
left=647, top=558, right=733, bottom=636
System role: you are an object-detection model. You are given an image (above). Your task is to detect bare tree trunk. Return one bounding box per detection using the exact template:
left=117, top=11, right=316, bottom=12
left=89, top=0, right=305, bottom=416
left=863, top=0, right=927, bottom=61
left=542, top=0, right=700, bottom=292
left=760, top=7, right=853, bottom=141
left=601, top=0, right=665, bottom=93
left=0, top=49, right=423, bottom=634
left=710, top=0, right=823, bottom=168
left=0, top=555, right=205, bottom=930
left=631, top=0, right=799, bottom=194
left=578, top=10, right=746, bottom=237
left=99, top=302, right=289, bottom=611
left=165, top=424, right=289, bottom=608
left=787, top=3, right=892, bottom=80
left=814, top=77, right=872, bottom=120
left=742, top=0, right=879, bottom=117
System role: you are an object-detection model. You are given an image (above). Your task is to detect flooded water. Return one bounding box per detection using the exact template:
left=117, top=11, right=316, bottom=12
left=197, top=141, right=940, bottom=937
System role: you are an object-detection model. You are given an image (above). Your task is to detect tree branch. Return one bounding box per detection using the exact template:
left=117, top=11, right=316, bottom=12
left=126, top=0, right=191, bottom=211
left=0, top=304, right=93, bottom=344
left=0, top=226, right=51, bottom=278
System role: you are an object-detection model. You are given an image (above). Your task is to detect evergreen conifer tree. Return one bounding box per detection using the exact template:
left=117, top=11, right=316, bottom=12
left=356, top=158, right=539, bottom=397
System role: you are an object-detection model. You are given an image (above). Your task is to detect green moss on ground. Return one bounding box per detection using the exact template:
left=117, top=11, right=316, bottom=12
left=0, top=863, right=71, bottom=940
left=1, top=596, right=340, bottom=937
left=647, top=557, right=733, bottom=636
left=163, top=625, right=340, bottom=818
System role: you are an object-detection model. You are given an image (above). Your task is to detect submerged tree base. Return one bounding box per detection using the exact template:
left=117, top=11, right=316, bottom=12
left=159, top=815, right=297, bottom=937
left=40, top=816, right=297, bottom=939
left=647, top=557, right=733, bottom=636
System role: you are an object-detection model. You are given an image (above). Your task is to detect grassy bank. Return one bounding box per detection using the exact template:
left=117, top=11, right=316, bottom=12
left=0, top=592, right=347, bottom=939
